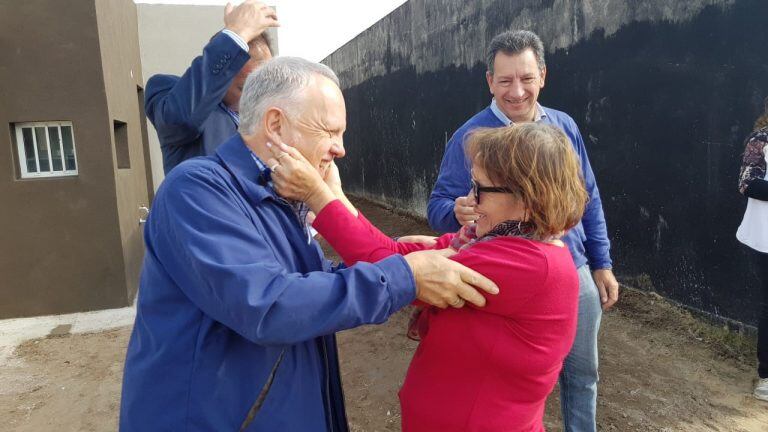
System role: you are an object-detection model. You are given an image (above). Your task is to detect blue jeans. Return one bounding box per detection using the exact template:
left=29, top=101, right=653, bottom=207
left=559, top=265, right=602, bottom=432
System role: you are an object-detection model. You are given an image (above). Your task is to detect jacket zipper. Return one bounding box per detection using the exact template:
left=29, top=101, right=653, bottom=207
left=321, top=337, right=334, bottom=432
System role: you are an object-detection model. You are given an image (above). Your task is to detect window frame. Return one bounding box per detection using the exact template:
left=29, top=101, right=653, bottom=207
left=14, top=121, right=79, bottom=179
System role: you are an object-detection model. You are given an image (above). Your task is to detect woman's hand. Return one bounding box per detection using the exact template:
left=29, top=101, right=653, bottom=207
left=321, top=160, right=359, bottom=217
left=265, top=141, right=336, bottom=213
left=323, top=160, right=343, bottom=194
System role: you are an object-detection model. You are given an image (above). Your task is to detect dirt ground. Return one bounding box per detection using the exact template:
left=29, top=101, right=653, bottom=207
left=2, top=198, right=768, bottom=431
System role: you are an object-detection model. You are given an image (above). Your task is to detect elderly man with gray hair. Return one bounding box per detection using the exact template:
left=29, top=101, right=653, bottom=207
left=119, top=56, right=498, bottom=432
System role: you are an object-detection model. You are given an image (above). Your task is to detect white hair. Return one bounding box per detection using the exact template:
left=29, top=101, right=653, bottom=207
left=239, top=56, right=340, bottom=135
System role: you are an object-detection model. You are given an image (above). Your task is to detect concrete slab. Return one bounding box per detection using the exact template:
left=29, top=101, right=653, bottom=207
left=0, top=306, right=135, bottom=362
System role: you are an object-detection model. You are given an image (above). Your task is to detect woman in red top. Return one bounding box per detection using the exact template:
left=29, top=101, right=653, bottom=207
left=267, top=123, right=588, bottom=431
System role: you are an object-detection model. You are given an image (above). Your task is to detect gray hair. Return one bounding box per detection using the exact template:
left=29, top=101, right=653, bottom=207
left=239, top=57, right=340, bottom=134
left=487, top=30, right=546, bottom=75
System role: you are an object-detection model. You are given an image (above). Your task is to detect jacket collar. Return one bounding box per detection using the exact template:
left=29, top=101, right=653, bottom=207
left=215, top=134, right=273, bottom=203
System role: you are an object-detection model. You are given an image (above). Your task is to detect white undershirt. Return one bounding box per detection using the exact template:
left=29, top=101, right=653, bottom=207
left=737, top=145, right=768, bottom=253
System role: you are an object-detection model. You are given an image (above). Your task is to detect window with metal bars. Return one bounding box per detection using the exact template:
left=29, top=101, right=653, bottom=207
left=14, top=121, right=78, bottom=178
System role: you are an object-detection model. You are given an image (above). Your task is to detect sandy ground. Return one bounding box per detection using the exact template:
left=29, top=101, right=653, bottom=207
left=2, top=198, right=768, bottom=431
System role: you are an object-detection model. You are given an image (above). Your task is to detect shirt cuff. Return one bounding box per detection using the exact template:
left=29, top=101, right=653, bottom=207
left=374, top=255, right=417, bottom=314
left=222, top=29, right=249, bottom=52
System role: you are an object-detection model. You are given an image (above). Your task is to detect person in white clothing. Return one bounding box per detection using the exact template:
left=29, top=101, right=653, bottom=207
left=737, top=98, right=768, bottom=402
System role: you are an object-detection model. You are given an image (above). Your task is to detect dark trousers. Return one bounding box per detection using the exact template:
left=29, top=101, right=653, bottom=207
left=751, top=249, right=768, bottom=378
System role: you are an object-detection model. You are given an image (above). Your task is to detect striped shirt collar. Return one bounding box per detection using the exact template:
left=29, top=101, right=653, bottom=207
left=490, top=98, right=546, bottom=125
left=221, top=103, right=240, bottom=126
left=249, top=151, right=314, bottom=244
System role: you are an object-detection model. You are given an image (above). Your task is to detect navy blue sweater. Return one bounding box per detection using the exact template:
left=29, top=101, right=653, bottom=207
left=427, top=105, right=612, bottom=270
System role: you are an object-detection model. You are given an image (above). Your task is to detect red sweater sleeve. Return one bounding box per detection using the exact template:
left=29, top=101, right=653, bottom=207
left=313, top=200, right=454, bottom=266
left=448, top=238, right=549, bottom=317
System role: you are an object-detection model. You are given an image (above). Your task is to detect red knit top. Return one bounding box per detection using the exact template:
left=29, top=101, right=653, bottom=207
left=313, top=200, right=579, bottom=432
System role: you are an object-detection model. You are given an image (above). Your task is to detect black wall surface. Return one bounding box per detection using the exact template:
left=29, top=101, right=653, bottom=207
left=324, top=0, right=768, bottom=326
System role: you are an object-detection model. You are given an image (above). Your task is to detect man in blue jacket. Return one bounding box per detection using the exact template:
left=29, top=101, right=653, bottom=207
left=145, top=1, right=277, bottom=174
left=428, top=30, right=619, bottom=432
left=120, top=56, right=499, bottom=431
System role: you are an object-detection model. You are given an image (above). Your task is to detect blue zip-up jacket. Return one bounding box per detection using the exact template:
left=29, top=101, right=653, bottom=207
left=145, top=32, right=248, bottom=174
left=427, top=105, right=612, bottom=270
left=119, top=135, right=416, bottom=431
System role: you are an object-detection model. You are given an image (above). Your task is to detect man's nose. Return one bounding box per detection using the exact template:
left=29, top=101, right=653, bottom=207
left=331, top=140, right=346, bottom=158
left=509, top=81, right=525, bottom=98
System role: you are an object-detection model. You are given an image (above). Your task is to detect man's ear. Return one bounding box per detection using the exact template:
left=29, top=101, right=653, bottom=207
left=539, top=66, right=547, bottom=88
left=263, top=107, right=286, bottom=143
left=486, top=71, right=494, bottom=94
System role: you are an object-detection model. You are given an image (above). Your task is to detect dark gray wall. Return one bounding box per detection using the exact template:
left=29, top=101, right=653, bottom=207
left=323, top=0, right=767, bottom=326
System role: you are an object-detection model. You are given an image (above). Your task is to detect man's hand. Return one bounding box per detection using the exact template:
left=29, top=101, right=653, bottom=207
left=397, top=235, right=438, bottom=247
left=224, top=1, right=279, bottom=43
left=454, top=196, right=479, bottom=226
left=404, top=249, right=498, bottom=309
left=593, top=269, right=619, bottom=310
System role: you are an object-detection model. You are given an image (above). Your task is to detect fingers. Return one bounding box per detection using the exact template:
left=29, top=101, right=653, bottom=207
left=596, top=281, right=608, bottom=306
left=265, top=141, right=309, bottom=164
left=455, top=205, right=478, bottom=218
left=277, top=142, right=308, bottom=162
left=265, top=141, right=284, bottom=158
left=266, top=157, right=279, bottom=172
left=453, top=282, right=486, bottom=308
left=432, top=248, right=457, bottom=258
left=602, top=283, right=619, bottom=310
left=449, top=297, right=465, bottom=308
left=263, top=6, right=279, bottom=24
left=454, top=198, right=479, bottom=225
left=458, top=265, right=499, bottom=296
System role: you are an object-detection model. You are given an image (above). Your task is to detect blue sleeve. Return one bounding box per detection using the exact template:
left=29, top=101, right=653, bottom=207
left=144, top=32, right=250, bottom=148
left=427, top=129, right=471, bottom=233
left=149, top=168, right=416, bottom=346
left=570, top=120, right=612, bottom=269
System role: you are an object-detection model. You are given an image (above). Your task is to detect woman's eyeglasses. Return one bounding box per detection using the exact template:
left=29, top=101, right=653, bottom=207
left=470, top=179, right=514, bottom=204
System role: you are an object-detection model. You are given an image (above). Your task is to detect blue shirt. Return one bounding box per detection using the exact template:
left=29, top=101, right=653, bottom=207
left=120, top=134, right=416, bottom=431
left=427, top=104, right=612, bottom=270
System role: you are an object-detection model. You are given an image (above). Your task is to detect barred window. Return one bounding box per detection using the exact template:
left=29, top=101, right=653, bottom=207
left=15, top=122, right=78, bottom=178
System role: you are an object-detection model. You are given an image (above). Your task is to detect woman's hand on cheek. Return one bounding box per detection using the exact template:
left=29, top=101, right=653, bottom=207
left=266, top=141, right=335, bottom=212
left=323, top=161, right=343, bottom=195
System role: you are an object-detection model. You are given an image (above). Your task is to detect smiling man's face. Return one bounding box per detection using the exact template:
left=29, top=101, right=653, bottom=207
left=486, top=49, right=546, bottom=123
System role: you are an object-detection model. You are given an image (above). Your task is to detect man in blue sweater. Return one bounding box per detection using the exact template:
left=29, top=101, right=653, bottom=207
left=145, top=1, right=278, bottom=174
left=428, top=30, right=619, bottom=432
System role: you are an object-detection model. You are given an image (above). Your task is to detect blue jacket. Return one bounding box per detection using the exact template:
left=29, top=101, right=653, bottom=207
left=428, top=105, right=612, bottom=270
left=119, top=135, right=416, bottom=431
left=145, top=32, right=249, bottom=174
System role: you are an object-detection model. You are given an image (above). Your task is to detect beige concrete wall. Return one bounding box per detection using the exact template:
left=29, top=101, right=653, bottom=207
left=137, top=4, right=224, bottom=190
left=0, top=0, right=126, bottom=317
left=137, top=4, right=278, bottom=190
left=95, top=0, right=149, bottom=302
